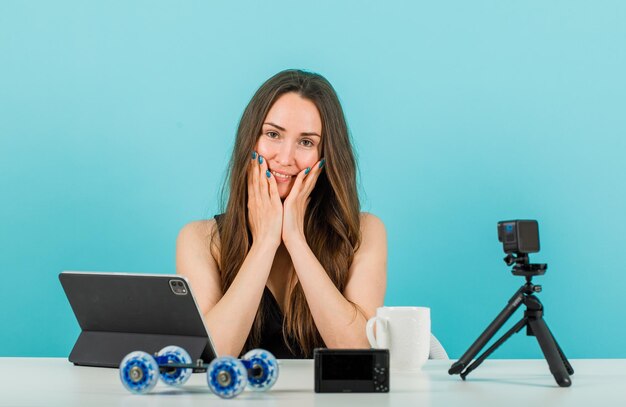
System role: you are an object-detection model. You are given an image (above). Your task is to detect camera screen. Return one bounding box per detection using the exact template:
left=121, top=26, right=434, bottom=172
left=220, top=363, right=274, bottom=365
left=503, top=223, right=516, bottom=242
left=321, top=354, right=373, bottom=380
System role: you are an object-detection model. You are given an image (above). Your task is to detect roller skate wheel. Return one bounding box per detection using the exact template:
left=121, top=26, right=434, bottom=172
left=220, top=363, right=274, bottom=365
left=119, top=351, right=159, bottom=394
left=242, top=348, right=279, bottom=391
left=156, top=345, right=193, bottom=387
left=206, top=356, right=248, bottom=399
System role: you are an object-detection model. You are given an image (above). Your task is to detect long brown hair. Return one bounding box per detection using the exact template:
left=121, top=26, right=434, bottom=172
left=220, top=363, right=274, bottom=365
left=211, top=69, right=361, bottom=356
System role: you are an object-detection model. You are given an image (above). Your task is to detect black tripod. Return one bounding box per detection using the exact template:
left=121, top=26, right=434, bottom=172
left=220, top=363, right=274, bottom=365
left=448, top=253, right=574, bottom=387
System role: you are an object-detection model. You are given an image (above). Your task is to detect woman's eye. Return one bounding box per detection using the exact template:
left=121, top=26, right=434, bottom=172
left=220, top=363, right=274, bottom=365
left=266, top=131, right=279, bottom=139
left=300, top=139, right=314, bottom=147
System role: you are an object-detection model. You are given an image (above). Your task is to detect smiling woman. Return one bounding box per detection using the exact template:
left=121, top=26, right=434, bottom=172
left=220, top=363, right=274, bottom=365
left=176, top=70, right=387, bottom=358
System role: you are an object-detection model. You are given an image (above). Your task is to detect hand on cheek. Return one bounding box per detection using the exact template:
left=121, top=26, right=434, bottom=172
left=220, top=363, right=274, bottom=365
left=246, top=151, right=284, bottom=250
left=282, top=158, right=325, bottom=248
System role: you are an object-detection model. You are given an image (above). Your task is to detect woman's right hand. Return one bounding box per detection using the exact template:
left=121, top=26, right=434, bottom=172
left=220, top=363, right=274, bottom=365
left=247, top=152, right=283, bottom=250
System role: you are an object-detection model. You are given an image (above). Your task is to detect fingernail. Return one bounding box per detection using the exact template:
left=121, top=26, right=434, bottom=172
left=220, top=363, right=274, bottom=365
left=252, top=151, right=257, bottom=159
left=258, top=155, right=264, bottom=164
left=266, top=170, right=271, bottom=178
left=319, top=159, right=325, bottom=169
left=305, top=167, right=311, bottom=175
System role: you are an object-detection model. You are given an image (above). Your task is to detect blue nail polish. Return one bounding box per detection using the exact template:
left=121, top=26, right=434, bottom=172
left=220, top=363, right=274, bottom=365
left=252, top=151, right=257, bottom=159
left=266, top=170, right=271, bottom=178
left=258, top=156, right=263, bottom=164
left=305, top=167, right=310, bottom=175
left=319, top=159, right=325, bottom=169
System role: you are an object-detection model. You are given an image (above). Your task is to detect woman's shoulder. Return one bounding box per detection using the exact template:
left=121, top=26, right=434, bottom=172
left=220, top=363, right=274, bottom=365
left=357, top=212, right=387, bottom=251
left=177, top=218, right=221, bottom=263
left=359, top=212, right=386, bottom=232
left=177, top=219, right=217, bottom=241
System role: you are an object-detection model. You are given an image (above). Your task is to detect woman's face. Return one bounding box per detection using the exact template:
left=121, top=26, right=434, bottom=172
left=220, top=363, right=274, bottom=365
left=255, top=92, right=322, bottom=199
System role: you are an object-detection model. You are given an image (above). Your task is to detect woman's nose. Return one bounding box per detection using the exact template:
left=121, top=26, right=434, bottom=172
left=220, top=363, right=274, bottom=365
left=275, top=142, right=296, bottom=165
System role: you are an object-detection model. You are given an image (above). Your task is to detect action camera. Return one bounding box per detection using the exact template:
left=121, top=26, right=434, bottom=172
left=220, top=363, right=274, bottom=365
left=497, top=220, right=540, bottom=254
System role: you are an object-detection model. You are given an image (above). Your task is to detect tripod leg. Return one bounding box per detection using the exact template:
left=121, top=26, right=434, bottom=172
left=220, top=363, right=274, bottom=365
left=527, top=317, right=572, bottom=387
left=460, top=317, right=527, bottom=380
left=545, top=324, right=574, bottom=375
left=449, top=287, right=525, bottom=375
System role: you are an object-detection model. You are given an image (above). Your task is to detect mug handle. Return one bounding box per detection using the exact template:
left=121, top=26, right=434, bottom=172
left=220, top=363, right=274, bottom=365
left=366, top=316, right=386, bottom=348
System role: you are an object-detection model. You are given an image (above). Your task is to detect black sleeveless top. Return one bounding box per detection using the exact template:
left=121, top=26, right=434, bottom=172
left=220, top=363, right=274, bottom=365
left=214, top=214, right=311, bottom=359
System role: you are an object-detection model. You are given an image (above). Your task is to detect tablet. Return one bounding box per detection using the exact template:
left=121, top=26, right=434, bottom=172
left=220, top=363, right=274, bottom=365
left=59, top=271, right=218, bottom=368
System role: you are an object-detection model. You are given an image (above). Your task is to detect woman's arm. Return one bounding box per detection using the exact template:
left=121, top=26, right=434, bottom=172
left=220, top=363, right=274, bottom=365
left=177, top=153, right=283, bottom=356
left=176, top=220, right=278, bottom=357
left=285, top=213, right=387, bottom=348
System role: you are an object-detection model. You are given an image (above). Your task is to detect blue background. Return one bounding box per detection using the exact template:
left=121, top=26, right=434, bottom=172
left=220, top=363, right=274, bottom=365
left=1, top=1, right=625, bottom=359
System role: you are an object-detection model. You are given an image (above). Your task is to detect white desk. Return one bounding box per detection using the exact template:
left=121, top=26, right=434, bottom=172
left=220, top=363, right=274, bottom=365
left=1, top=358, right=624, bottom=406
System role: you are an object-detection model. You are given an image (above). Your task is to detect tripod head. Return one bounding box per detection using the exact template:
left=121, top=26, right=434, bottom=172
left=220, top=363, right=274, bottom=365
left=504, top=252, right=547, bottom=277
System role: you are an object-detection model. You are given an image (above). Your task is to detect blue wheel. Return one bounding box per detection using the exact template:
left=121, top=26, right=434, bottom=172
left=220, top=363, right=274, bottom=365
left=156, top=346, right=193, bottom=387
left=242, top=349, right=279, bottom=391
left=206, top=356, right=247, bottom=399
left=119, top=351, right=159, bottom=394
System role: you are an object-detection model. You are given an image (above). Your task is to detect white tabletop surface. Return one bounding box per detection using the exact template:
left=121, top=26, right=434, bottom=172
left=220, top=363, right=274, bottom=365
left=0, top=358, right=624, bottom=406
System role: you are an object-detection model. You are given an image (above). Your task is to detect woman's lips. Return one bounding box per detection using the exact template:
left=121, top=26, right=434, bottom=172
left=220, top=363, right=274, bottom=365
left=271, top=170, right=294, bottom=183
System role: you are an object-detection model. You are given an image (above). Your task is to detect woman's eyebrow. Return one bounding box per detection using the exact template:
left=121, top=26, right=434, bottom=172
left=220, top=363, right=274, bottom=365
left=264, top=122, right=321, bottom=138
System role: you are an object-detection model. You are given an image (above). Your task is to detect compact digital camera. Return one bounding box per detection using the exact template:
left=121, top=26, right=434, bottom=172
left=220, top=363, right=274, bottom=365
left=314, top=348, right=389, bottom=393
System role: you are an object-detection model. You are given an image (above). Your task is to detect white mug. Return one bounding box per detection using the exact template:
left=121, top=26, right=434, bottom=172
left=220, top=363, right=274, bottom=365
left=366, top=306, right=431, bottom=371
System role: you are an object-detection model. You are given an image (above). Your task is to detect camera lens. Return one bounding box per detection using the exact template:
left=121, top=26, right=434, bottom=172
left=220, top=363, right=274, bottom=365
left=177, top=281, right=183, bottom=286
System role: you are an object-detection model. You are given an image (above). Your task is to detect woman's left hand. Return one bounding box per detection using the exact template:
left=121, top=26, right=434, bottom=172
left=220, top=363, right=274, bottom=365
left=282, top=159, right=325, bottom=248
